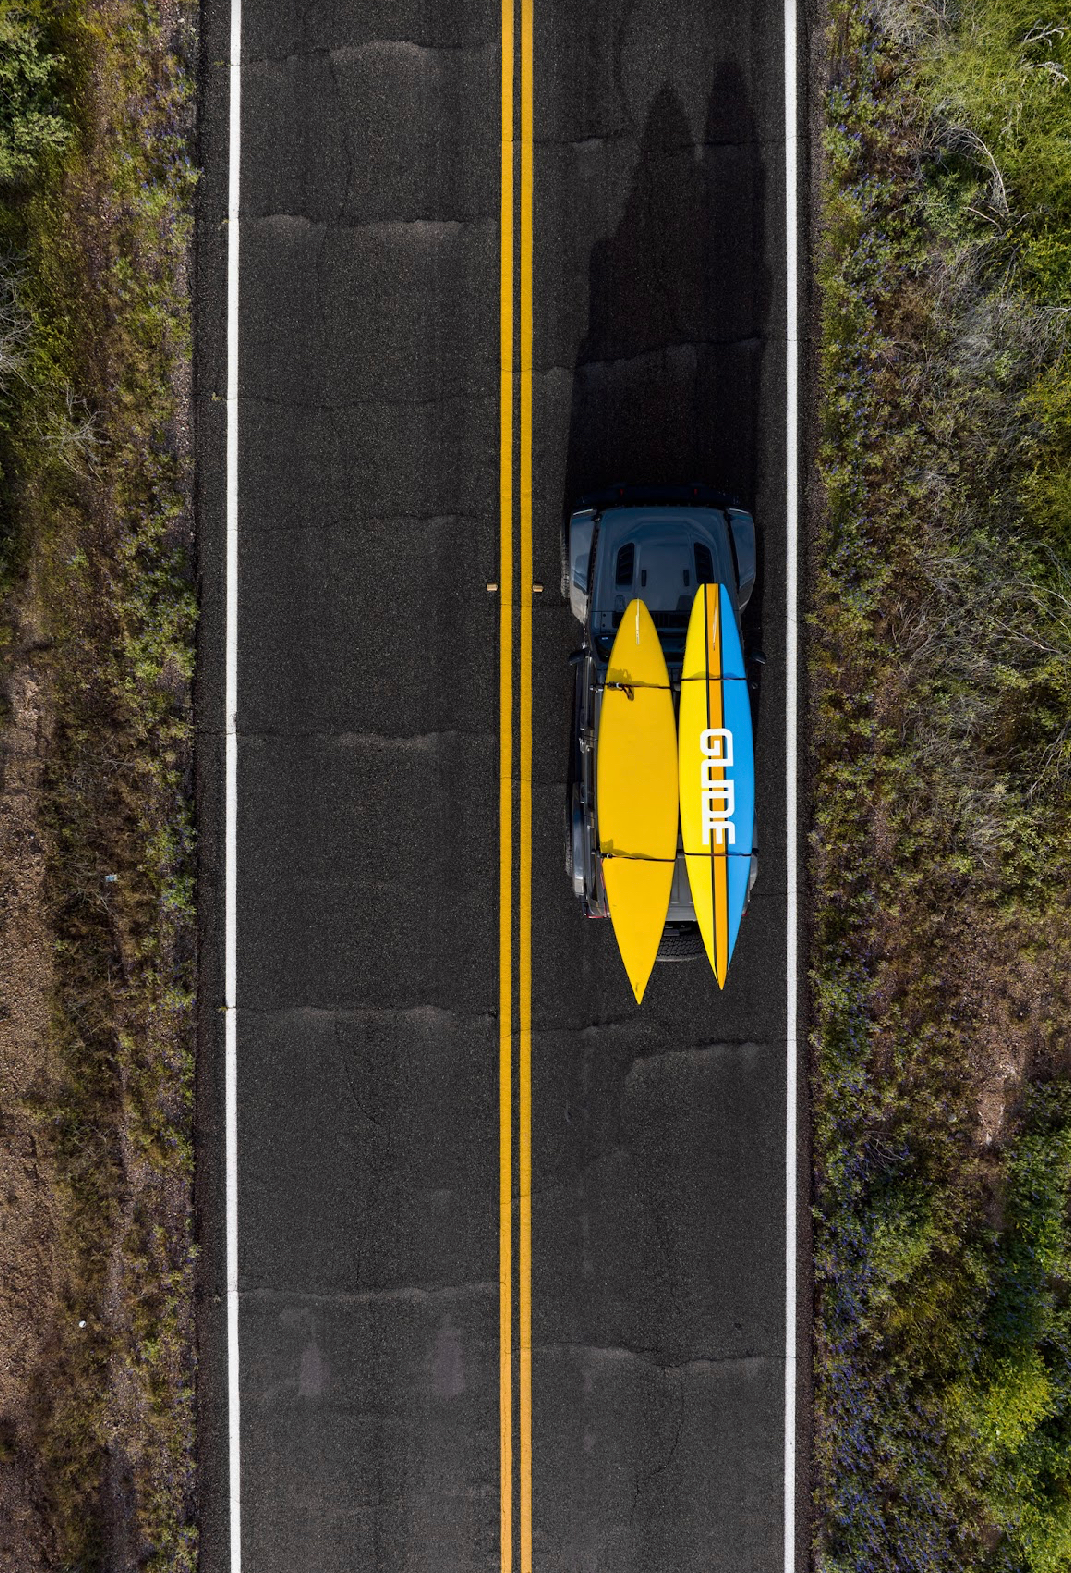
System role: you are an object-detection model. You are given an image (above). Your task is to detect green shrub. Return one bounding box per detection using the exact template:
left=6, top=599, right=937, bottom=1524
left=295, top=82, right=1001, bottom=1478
left=919, top=0, right=1071, bottom=301
left=969, top=1087, right=1071, bottom=1568
left=0, top=10, right=74, bottom=190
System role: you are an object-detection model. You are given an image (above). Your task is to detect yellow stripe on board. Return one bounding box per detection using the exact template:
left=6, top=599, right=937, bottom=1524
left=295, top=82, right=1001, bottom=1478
left=518, top=1, right=535, bottom=1569
left=706, top=597, right=729, bottom=982
left=498, top=0, right=514, bottom=1567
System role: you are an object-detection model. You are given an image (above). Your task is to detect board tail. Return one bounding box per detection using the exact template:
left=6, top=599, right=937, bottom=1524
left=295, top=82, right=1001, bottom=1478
left=596, top=599, right=680, bottom=1003
left=601, top=856, right=676, bottom=1003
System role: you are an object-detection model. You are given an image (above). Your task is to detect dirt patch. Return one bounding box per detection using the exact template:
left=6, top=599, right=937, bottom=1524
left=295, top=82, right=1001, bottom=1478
left=958, top=905, right=1071, bottom=1151
left=0, top=649, right=65, bottom=1573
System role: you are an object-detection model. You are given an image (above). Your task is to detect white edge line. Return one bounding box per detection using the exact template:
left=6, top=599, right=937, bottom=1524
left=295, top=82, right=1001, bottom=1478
left=225, top=0, right=242, bottom=1568
left=784, top=0, right=799, bottom=1563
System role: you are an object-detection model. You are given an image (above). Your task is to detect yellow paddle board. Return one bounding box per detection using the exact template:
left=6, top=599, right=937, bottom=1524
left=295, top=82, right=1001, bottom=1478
left=679, top=583, right=755, bottom=988
left=596, top=599, right=679, bottom=1002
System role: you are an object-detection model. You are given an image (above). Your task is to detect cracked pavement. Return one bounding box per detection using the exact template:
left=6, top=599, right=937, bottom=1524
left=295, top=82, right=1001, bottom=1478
left=196, top=0, right=798, bottom=1568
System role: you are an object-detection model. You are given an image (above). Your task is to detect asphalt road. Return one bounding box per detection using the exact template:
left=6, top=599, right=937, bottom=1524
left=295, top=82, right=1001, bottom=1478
left=196, top=2, right=804, bottom=1569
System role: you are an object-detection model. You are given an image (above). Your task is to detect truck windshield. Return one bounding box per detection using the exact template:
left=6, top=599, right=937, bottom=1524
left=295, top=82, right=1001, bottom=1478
left=595, top=608, right=690, bottom=667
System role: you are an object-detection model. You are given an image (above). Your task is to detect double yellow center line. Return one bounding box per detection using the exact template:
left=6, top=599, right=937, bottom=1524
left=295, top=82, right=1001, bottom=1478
left=499, top=2, right=534, bottom=1570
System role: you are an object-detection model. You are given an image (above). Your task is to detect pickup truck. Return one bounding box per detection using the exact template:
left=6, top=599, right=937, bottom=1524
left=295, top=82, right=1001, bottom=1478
left=564, top=484, right=761, bottom=965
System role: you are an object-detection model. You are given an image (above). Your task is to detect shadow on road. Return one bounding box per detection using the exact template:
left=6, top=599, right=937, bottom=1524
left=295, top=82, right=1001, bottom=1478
left=563, top=65, right=771, bottom=506
left=563, top=61, right=773, bottom=685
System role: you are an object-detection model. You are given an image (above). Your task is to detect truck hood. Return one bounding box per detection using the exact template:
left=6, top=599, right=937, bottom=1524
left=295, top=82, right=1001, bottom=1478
left=590, top=506, right=738, bottom=651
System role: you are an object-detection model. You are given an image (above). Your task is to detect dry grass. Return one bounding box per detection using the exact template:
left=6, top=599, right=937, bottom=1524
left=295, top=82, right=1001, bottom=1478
left=0, top=2, right=198, bottom=1567
left=811, top=0, right=1071, bottom=1567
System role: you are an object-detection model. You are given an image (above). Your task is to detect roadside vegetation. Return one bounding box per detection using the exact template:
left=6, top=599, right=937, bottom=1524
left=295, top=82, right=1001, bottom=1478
left=0, top=2, right=197, bottom=1566
left=812, top=0, right=1071, bottom=1567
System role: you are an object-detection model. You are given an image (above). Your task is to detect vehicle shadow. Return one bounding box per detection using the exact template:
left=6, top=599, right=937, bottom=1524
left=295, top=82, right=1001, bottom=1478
left=562, top=65, right=773, bottom=699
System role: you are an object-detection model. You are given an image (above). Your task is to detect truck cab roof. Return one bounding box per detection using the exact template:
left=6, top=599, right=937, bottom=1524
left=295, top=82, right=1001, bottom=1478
left=589, top=506, right=737, bottom=668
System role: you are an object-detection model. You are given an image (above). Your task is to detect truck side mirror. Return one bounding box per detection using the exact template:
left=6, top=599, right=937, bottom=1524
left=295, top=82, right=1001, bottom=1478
left=727, top=508, right=757, bottom=609
left=567, top=509, right=596, bottom=623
